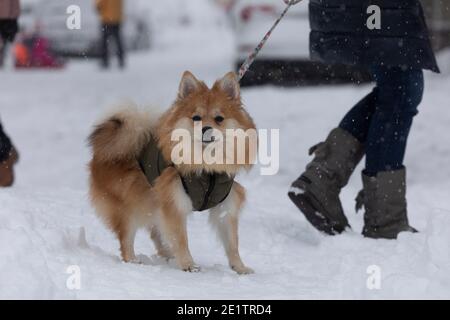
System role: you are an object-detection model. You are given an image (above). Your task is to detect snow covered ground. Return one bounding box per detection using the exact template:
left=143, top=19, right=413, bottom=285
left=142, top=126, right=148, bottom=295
left=1, top=2, right=450, bottom=299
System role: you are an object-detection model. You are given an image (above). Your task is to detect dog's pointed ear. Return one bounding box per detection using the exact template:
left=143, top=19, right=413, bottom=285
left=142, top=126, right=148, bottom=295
left=178, top=71, right=201, bottom=99
left=214, top=72, right=240, bottom=100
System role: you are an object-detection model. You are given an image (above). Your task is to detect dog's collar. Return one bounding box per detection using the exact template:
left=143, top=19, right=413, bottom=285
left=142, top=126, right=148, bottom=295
left=137, top=136, right=234, bottom=212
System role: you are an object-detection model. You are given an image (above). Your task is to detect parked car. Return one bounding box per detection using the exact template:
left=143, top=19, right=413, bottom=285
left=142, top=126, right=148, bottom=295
left=20, top=0, right=151, bottom=58
left=231, top=0, right=371, bottom=86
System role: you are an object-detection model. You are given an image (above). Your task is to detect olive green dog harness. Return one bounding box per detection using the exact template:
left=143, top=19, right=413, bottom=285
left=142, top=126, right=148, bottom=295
left=138, top=136, right=234, bottom=212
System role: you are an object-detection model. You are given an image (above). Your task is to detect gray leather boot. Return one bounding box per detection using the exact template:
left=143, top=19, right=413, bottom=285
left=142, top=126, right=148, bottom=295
left=356, top=168, right=417, bottom=239
left=288, top=128, right=364, bottom=235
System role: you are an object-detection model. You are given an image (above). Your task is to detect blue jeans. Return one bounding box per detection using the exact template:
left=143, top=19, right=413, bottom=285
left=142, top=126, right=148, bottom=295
left=339, top=67, right=424, bottom=176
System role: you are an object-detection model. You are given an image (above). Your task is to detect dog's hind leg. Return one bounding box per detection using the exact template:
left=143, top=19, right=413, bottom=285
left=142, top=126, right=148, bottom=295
left=116, top=217, right=139, bottom=263
left=148, top=226, right=173, bottom=260
left=209, top=182, right=254, bottom=275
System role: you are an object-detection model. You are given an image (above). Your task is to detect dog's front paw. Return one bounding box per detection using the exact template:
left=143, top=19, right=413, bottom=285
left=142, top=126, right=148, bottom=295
left=157, top=249, right=174, bottom=261
left=182, top=264, right=201, bottom=273
left=232, top=264, right=254, bottom=275
left=124, top=256, right=144, bottom=265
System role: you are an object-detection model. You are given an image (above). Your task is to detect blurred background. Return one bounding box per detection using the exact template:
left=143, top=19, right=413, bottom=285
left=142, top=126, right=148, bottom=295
left=1, top=1, right=450, bottom=299
left=6, top=0, right=450, bottom=84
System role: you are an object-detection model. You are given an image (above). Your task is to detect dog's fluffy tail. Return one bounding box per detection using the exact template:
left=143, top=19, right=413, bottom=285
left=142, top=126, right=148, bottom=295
left=88, top=105, right=154, bottom=163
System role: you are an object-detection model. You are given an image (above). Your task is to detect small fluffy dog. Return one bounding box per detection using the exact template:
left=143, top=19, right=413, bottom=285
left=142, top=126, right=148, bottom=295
left=88, top=71, right=256, bottom=274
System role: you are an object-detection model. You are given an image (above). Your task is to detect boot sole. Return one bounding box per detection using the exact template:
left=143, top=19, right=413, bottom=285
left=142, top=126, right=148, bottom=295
left=362, top=225, right=418, bottom=239
left=288, top=191, right=346, bottom=235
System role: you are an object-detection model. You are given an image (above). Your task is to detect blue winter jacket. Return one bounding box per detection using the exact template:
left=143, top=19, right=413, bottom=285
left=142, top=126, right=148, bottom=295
left=309, top=0, right=440, bottom=72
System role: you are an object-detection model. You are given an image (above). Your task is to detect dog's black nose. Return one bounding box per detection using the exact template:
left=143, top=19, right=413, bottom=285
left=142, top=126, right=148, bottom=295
left=202, top=126, right=212, bottom=135
left=202, top=126, right=215, bottom=142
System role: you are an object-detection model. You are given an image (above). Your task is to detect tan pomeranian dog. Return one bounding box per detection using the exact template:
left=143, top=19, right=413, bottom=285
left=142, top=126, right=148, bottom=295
left=88, top=71, right=256, bottom=274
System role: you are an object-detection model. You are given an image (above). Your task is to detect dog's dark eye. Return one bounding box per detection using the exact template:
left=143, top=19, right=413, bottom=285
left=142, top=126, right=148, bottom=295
left=215, top=116, right=224, bottom=123
left=192, top=115, right=202, bottom=121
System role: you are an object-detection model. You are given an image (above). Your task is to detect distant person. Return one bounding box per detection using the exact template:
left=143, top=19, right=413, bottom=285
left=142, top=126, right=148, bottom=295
left=95, top=0, right=125, bottom=69
left=287, top=0, right=439, bottom=239
left=0, top=0, right=20, bottom=67
left=14, top=25, right=65, bottom=69
left=0, top=0, right=20, bottom=187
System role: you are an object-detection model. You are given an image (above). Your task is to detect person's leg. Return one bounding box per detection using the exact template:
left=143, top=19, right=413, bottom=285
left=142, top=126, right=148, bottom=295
left=365, top=67, right=424, bottom=175
left=339, top=66, right=423, bottom=173
left=112, top=24, right=125, bottom=68
left=288, top=90, right=372, bottom=234
left=0, top=42, right=5, bottom=68
left=0, top=35, right=6, bottom=68
left=0, top=121, right=12, bottom=163
left=0, top=20, right=9, bottom=67
left=339, top=88, right=378, bottom=143
left=358, top=67, right=424, bottom=239
left=0, top=120, right=18, bottom=187
left=100, top=24, right=110, bottom=68
left=288, top=79, right=381, bottom=234
left=288, top=73, right=381, bottom=234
